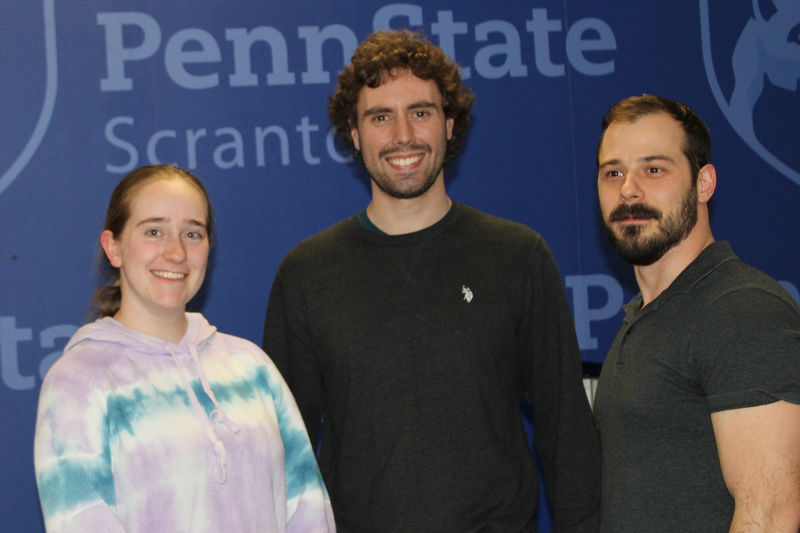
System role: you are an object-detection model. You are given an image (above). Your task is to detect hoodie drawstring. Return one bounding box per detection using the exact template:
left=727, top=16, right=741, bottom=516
left=169, top=345, right=240, bottom=484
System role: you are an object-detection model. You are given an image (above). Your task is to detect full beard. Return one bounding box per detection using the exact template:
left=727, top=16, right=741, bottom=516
left=603, top=184, right=698, bottom=266
left=367, top=143, right=445, bottom=200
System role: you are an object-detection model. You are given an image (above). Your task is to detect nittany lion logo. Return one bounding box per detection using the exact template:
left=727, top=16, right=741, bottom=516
left=0, top=0, right=57, bottom=196
left=700, top=0, right=800, bottom=186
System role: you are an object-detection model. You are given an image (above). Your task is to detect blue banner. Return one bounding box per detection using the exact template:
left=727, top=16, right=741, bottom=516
left=1, top=2, right=798, bottom=531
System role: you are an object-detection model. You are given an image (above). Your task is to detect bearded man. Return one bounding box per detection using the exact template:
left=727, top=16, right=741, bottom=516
left=262, top=30, right=600, bottom=533
left=594, top=94, right=800, bottom=533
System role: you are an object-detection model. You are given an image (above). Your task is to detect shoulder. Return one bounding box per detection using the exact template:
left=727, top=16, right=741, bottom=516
left=699, top=257, right=799, bottom=316
left=685, top=257, right=800, bottom=364
left=201, top=328, right=287, bottom=375
left=292, top=217, right=360, bottom=255
left=453, top=203, right=546, bottom=248
left=277, top=217, right=360, bottom=272
left=205, top=329, right=264, bottom=356
left=39, top=336, right=117, bottom=403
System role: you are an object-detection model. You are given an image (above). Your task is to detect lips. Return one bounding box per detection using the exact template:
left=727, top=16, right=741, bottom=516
left=385, top=153, right=424, bottom=169
left=152, top=270, right=187, bottom=280
left=380, top=143, right=431, bottom=170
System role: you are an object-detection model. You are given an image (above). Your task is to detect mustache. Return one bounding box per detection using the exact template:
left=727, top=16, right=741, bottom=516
left=379, top=144, right=431, bottom=158
left=609, top=203, right=662, bottom=222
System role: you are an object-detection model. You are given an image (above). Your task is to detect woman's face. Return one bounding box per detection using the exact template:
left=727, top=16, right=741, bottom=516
left=102, top=176, right=210, bottom=322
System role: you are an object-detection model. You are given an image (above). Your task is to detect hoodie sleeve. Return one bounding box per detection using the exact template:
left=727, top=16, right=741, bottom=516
left=34, top=361, right=127, bottom=532
left=262, top=356, right=336, bottom=532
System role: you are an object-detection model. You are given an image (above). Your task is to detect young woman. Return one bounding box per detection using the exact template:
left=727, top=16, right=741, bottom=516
left=34, top=165, right=334, bottom=532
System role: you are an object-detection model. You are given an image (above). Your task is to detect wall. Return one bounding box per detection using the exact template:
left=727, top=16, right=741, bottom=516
left=1, top=1, right=798, bottom=530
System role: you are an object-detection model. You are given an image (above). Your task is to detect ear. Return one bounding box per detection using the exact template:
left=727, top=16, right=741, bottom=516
left=100, top=229, right=122, bottom=268
left=446, top=117, right=454, bottom=140
left=697, top=163, right=717, bottom=203
left=350, top=124, right=361, bottom=151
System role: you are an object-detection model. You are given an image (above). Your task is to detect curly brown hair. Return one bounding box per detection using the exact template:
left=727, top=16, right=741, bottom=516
left=328, top=29, right=474, bottom=166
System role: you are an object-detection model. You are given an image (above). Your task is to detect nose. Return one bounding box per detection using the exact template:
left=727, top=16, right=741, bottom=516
left=620, top=174, right=643, bottom=202
left=163, top=235, right=187, bottom=263
left=392, top=115, right=414, bottom=145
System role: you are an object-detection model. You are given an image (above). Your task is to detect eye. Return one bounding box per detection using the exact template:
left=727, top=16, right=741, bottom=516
left=604, top=169, right=623, bottom=178
left=185, top=231, right=205, bottom=240
left=372, top=114, right=389, bottom=123
left=646, top=167, right=662, bottom=175
left=145, top=228, right=162, bottom=237
left=412, top=110, right=430, bottom=119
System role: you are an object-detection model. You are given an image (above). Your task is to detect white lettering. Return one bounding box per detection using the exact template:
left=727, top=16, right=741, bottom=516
left=432, top=10, right=470, bottom=78
left=0, top=317, right=34, bottom=390
left=0, top=318, right=76, bottom=391
left=39, top=325, right=78, bottom=380
left=296, top=116, right=321, bottom=165
left=326, top=126, right=352, bottom=164
left=226, top=27, right=296, bottom=87
left=298, top=25, right=358, bottom=84
left=104, top=116, right=138, bottom=173
left=255, top=126, right=290, bottom=166
left=373, top=3, right=423, bottom=31
left=98, top=6, right=618, bottom=91
left=98, top=12, right=162, bottom=91
left=525, top=8, right=564, bottom=77
left=104, top=115, right=352, bottom=171
left=474, top=20, right=528, bottom=79
left=187, top=129, right=208, bottom=169
left=565, top=274, right=624, bottom=350
left=213, top=127, right=245, bottom=169
left=566, top=18, right=616, bottom=76
left=165, top=28, right=222, bottom=89
left=147, top=129, right=177, bottom=163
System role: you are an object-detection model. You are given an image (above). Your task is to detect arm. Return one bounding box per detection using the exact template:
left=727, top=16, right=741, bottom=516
left=262, top=357, right=335, bottom=532
left=711, top=401, right=800, bottom=533
left=263, top=261, right=325, bottom=442
left=699, top=284, right=800, bottom=532
left=525, top=239, right=601, bottom=533
left=34, top=365, right=127, bottom=532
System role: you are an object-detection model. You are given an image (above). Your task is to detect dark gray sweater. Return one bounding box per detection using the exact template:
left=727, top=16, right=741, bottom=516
left=264, top=202, right=600, bottom=532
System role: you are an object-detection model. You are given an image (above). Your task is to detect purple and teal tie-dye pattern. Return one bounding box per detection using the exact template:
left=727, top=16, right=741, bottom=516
left=34, top=313, right=334, bottom=532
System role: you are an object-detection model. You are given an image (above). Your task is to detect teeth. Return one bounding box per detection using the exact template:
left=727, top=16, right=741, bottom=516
left=387, top=154, right=423, bottom=167
left=153, top=271, right=186, bottom=280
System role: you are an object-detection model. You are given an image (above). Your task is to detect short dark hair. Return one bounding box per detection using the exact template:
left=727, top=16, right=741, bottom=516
left=328, top=29, right=474, bottom=166
left=597, top=94, right=711, bottom=179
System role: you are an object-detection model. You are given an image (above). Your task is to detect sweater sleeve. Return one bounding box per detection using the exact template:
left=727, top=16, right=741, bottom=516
left=262, top=356, right=336, bottom=532
left=523, top=239, right=601, bottom=533
left=263, top=258, right=326, bottom=443
left=33, top=363, right=127, bottom=532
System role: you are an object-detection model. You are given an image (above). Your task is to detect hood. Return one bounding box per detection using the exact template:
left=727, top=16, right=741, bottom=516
left=65, top=312, right=217, bottom=356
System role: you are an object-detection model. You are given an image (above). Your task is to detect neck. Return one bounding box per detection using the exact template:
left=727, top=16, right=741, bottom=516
left=634, top=221, right=715, bottom=307
left=366, top=176, right=452, bottom=235
left=114, top=306, right=188, bottom=344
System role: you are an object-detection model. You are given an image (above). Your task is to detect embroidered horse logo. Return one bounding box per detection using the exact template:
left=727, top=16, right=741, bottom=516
left=461, top=285, right=474, bottom=303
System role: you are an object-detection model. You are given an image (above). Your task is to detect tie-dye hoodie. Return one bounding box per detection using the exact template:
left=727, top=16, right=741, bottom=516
left=34, top=313, right=335, bottom=533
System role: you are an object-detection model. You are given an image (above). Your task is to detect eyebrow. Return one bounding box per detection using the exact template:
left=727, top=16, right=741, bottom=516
left=598, top=154, right=676, bottom=169
left=362, top=100, right=438, bottom=118
left=135, top=216, right=207, bottom=228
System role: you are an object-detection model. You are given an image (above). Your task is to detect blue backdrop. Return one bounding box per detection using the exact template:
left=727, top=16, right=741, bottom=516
left=2, top=1, right=798, bottom=531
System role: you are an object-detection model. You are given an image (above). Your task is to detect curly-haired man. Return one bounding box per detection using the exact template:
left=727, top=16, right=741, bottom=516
left=264, top=30, right=600, bottom=532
